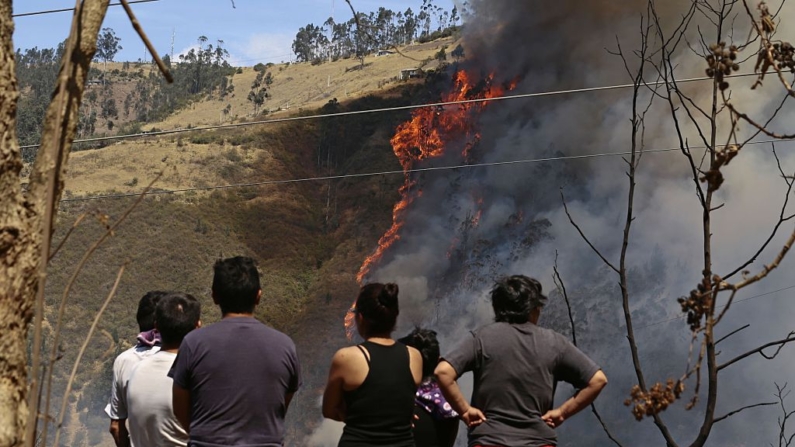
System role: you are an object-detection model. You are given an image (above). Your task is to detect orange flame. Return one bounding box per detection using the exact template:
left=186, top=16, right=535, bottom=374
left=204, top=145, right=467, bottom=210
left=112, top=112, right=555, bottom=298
left=471, top=209, right=483, bottom=227
left=345, top=71, right=518, bottom=338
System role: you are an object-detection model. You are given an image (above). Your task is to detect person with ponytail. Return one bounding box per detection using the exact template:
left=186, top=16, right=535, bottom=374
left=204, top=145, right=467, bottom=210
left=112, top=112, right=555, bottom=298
left=323, top=283, right=423, bottom=447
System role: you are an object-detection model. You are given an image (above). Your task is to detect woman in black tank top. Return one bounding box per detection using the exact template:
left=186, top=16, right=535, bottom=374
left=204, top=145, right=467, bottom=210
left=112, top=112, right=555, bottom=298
left=322, top=283, right=423, bottom=447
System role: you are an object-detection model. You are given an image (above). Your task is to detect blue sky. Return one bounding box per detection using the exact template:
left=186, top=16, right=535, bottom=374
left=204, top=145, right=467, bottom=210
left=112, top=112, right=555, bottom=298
left=13, top=0, right=455, bottom=66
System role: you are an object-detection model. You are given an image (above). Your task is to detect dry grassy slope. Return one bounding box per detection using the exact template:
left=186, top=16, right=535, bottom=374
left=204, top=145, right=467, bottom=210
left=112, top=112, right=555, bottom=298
left=151, top=37, right=455, bottom=129
left=59, top=37, right=455, bottom=198
left=63, top=137, right=268, bottom=197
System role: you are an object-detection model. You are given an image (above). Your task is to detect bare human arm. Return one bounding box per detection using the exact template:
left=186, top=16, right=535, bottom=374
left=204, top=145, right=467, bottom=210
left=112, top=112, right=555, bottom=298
left=322, top=349, right=348, bottom=422
left=172, top=383, right=191, bottom=432
left=434, top=360, right=486, bottom=427
left=542, top=370, right=608, bottom=428
left=407, top=346, right=424, bottom=386
left=285, top=392, right=295, bottom=412
left=108, top=419, right=130, bottom=447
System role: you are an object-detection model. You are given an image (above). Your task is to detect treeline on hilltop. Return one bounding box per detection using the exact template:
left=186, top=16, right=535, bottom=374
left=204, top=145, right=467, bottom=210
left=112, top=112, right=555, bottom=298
left=16, top=33, right=237, bottom=160
left=16, top=1, right=460, bottom=159
left=124, top=36, right=236, bottom=124
left=291, top=0, right=460, bottom=64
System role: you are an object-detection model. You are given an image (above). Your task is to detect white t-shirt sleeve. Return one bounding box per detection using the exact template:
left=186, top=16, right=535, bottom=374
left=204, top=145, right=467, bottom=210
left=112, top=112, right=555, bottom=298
left=106, top=353, right=128, bottom=419
left=105, top=345, right=159, bottom=419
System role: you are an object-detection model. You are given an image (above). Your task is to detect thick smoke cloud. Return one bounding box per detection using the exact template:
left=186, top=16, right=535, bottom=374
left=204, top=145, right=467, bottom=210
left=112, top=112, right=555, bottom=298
left=359, top=0, right=795, bottom=446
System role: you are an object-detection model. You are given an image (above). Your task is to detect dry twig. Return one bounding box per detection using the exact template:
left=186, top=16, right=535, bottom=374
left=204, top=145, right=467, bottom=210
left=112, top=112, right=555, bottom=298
left=552, top=254, right=625, bottom=447
left=714, top=401, right=777, bottom=423
left=119, top=0, right=173, bottom=83
left=51, top=265, right=126, bottom=447
left=40, top=173, right=161, bottom=445
left=718, top=332, right=795, bottom=371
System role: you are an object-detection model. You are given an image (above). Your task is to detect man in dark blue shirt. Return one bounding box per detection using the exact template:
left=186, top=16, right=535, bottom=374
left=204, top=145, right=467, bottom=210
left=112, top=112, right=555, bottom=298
left=170, top=257, right=302, bottom=447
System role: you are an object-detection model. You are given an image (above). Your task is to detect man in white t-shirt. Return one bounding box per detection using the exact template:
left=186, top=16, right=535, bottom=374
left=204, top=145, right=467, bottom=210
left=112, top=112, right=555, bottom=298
left=127, top=292, right=201, bottom=447
left=106, top=291, right=168, bottom=447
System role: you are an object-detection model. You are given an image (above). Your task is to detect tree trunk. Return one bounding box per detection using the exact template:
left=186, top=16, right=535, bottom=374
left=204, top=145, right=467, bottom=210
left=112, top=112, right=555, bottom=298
left=0, top=2, right=37, bottom=446
left=0, top=1, right=110, bottom=445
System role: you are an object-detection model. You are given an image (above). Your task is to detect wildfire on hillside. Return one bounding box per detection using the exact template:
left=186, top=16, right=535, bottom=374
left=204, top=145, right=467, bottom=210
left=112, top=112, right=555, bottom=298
left=345, top=70, right=518, bottom=339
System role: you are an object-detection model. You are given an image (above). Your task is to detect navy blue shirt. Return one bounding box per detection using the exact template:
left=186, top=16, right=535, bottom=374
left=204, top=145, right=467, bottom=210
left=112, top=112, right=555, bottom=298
left=170, top=317, right=301, bottom=447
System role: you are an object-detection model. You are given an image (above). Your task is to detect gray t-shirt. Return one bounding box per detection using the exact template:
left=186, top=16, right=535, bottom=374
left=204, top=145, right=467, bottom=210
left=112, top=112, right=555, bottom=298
left=170, top=317, right=302, bottom=447
left=443, top=322, right=600, bottom=447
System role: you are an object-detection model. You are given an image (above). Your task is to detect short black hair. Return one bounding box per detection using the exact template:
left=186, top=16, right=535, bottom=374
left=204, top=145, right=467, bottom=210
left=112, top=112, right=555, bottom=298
left=136, top=291, right=169, bottom=332
left=212, top=256, right=261, bottom=314
left=356, top=283, right=399, bottom=335
left=399, top=327, right=439, bottom=379
left=156, top=292, right=201, bottom=345
left=491, top=275, right=547, bottom=324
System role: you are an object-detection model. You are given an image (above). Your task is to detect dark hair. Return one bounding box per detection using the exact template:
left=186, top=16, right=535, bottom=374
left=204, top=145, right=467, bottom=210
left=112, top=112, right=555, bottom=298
left=491, top=275, right=547, bottom=324
left=136, top=291, right=169, bottom=332
left=399, top=327, right=439, bottom=379
left=355, top=283, right=400, bottom=336
left=212, top=256, right=261, bottom=314
left=156, top=292, right=201, bottom=345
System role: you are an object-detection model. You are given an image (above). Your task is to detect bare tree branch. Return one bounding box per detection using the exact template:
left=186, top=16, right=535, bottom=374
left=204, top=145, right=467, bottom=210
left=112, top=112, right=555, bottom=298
left=560, top=190, right=619, bottom=274
left=724, top=227, right=795, bottom=292
left=723, top=145, right=795, bottom=281
left=48, top=212, right=88, bottom=262
left=728, top=103, right=795, bottom=139
left=718, top=333, right=795, bottom=371
left=774, top=383, right=795, bottom=447
left=25, top=2, right=112, bottom=444
left=40, top=173, right=160, bottom=445
left=552, top=254, right=625, bottom=447
left=51, top=264, right=126, bottom=447
left=741, top=0, right=795, bottom=94
left=714, top=401, right=777, bottom=423
left=715, top=323, right=750, bottom=345
left=119, top=0, right=172, bottom=83
left=552, top=252, right=576, bottom=346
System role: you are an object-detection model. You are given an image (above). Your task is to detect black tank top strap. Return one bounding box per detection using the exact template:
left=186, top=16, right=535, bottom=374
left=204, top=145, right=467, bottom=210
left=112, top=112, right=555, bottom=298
left=355, top=344, right=371, bottom=365
left=340, top=340, right=416, bottom=446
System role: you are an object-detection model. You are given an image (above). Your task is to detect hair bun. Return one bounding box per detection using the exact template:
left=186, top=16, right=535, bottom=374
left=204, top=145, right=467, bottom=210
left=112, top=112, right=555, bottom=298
left=378, top=283, right=399, bottom=308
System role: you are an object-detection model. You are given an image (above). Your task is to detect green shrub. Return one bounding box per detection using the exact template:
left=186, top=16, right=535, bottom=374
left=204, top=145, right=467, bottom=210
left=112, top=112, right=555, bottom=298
left=189, top=134, right=213, bottom=145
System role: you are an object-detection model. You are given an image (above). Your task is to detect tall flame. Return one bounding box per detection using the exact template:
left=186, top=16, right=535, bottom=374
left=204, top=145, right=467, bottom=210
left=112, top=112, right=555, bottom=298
left=345, top=70, right=517, bottom=338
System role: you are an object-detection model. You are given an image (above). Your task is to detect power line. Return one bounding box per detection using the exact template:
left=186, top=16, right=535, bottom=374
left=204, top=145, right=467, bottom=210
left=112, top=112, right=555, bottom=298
left=12, top=0, right=160, bottom=18
left=21, top=72, right=762, bottom=150
left=636, top=284, right=795, bottom=330
left=59, top=137, right=794, bottom=203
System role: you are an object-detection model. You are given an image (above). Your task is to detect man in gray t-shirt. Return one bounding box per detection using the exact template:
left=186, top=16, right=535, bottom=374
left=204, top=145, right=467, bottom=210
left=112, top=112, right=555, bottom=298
left=436, top=275, right=607, bottom=447
left=170, top=257, right=301, bottom=447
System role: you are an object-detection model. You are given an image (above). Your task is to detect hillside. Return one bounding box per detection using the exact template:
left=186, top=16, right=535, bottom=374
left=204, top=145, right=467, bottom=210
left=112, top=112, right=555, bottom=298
left=150, top=37, right=454, bottom=129
left=46, top=37, right=455, bottom=198
left=35, top=57, right=461, bottom=445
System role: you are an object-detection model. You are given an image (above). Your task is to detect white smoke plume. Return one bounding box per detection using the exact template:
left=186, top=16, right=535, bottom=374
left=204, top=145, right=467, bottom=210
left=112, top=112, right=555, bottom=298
left=358, top=0, right=795, bottom=445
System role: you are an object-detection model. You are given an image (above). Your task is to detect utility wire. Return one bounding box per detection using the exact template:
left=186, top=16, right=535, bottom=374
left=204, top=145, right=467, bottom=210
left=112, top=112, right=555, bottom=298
left=12, top=0, right=160, bottom=18
left=58, top=137, right=794, bottom=203
left=20, top=72, right=762, bottom=150
left=636, top=284, right=795, bottom=330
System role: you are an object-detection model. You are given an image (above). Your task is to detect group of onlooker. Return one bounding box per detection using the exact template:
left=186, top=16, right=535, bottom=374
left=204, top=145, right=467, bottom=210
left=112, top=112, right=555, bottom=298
left=106, top=256, right=606, bottom=447
left=106, top=256, right=300, bottom=447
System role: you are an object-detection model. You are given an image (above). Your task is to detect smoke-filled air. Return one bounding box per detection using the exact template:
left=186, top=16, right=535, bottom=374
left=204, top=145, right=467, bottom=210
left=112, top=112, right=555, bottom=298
left=326, top=0, right=795, bottom=446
